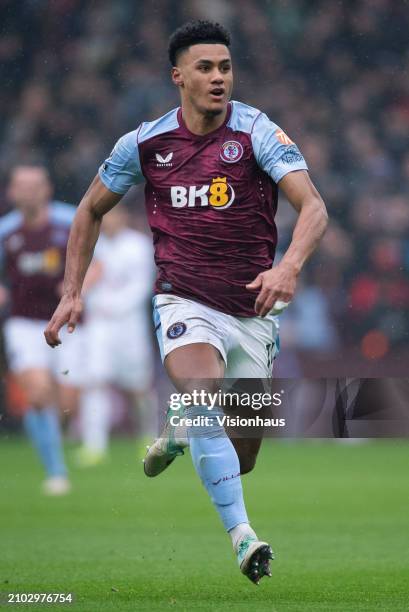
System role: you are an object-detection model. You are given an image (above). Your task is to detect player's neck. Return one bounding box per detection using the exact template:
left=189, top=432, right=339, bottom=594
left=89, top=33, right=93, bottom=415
left=181, top=104, right=227, bottom=136
left=23, top=204, right=49, bottom=229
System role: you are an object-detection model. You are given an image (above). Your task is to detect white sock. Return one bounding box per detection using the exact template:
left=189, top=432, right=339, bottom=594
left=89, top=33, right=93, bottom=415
left=80, top=386, right=111, bottom=453
left=229, top=522, right=257, bottom=550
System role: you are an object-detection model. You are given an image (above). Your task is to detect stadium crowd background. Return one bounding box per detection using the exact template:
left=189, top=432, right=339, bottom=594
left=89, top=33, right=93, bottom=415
left=0, top=0, right=408, bottom=380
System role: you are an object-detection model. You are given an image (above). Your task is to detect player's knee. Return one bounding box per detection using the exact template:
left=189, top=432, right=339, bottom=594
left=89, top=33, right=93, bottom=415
left=179, top=378, right=222, bottom=396
left=26, top=381, right=53, bottom=408
left=57, top=385, right=79, bottom=417
left=17, top=370, right=54, bottom=408
left=239, top=453, right=257, bottom=475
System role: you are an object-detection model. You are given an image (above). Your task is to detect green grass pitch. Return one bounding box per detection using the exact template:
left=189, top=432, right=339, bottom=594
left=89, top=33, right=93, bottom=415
left=1, top=437, right=408, bottom=611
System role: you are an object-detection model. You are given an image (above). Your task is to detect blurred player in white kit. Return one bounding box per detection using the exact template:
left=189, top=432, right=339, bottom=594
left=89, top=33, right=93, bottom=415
left=77, top=204, right=156, bottom=465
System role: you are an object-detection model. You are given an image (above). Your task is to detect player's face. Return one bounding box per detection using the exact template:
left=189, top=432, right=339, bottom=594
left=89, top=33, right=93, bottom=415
left=172, top=44, right=233, bottom=117
left=7, top=167, right=52, bottom=214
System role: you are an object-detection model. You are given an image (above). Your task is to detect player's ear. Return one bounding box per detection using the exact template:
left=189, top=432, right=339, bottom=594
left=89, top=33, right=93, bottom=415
left=171, top=67, right=184, bottom=87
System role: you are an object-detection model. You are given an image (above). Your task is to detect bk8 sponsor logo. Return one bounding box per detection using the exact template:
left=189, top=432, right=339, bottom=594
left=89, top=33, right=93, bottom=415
left=171, top=177, right=235, bottom=210
left=17, top=248, right=61, bottom=275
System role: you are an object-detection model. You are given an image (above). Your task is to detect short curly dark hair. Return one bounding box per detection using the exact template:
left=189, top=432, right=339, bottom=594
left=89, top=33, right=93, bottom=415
left=168, top=20, right=231, bottom=66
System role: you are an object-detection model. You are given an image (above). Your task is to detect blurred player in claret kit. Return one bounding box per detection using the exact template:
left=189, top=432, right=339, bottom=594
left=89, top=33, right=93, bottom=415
left=0, top=165, right=83, bottom=495
left=77, top=204, right=156, bottom=465
left=45, top=21, right=328, bottom=582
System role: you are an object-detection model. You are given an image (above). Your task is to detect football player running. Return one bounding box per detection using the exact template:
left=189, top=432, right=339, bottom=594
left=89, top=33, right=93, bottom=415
left=1, top=164, right=83, bottom=495
left=45, top=21, right=328, bottom=583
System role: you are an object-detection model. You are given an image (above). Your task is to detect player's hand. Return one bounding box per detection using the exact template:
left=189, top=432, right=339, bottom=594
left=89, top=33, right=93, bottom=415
left=44, top=294, right=83, bottom=347
left=246, top=262, right=297, bottom=317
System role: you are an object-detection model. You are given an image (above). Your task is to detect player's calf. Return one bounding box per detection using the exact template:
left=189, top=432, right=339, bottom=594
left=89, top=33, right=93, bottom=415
left=238, top=454, right=257, bottom=475
left=230, top=437, right=263, bottom=475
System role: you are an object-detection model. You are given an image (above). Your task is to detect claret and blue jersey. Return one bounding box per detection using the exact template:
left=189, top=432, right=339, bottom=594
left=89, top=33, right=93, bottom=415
left=99, top=100, right=308, bottom=317
left=0, top=202, right=75, bottom=320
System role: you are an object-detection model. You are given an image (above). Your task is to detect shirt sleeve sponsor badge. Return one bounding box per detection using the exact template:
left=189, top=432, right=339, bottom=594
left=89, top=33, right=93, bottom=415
left=275, top=129, right=294, bottom=145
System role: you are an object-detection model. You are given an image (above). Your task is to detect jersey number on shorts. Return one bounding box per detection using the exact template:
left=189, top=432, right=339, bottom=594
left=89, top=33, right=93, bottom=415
left=266, top=342, right=275, bottom=371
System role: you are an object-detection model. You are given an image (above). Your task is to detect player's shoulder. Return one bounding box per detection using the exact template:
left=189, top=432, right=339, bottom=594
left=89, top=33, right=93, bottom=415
left=0, top=209, right=23, bottom=240
left=112, top=108, right=179, bottom=154
left=49, top=200, right=76, bottom=226
left=229, top=100, right=279, bottom=135
left=138, top=107, right=180, bottom=145
left=228, top=101, right=269, bottom=133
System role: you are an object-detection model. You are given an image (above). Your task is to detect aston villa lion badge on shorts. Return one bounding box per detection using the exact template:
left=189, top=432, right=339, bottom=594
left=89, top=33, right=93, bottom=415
left=167, top=321, right=187, bottom=339
left=220, top=141, right=244, bottom=163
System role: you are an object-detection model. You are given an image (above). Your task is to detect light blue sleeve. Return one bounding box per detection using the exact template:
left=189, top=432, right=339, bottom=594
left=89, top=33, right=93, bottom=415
left=251, top=113, right=308, bottom=183
left=98, top=129, right=144, bottom=195
left=0, top=210, right=22, bottom=270
left=50, top=201, right=76, bottom=226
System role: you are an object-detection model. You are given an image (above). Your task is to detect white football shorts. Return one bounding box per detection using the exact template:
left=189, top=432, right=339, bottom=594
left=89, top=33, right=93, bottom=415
left=153, top=294, right=280, bottom=378
left=83, top=316, right=154, bottom=391
left=3, top=316, right=84, bottom=387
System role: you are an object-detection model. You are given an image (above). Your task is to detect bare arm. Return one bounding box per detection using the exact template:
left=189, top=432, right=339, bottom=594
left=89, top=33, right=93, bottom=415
left=277, top=170, right=328, bottom=273
left=44, top=176, right=122, bottom=346
left=246, top=170, right=328, bottom=317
